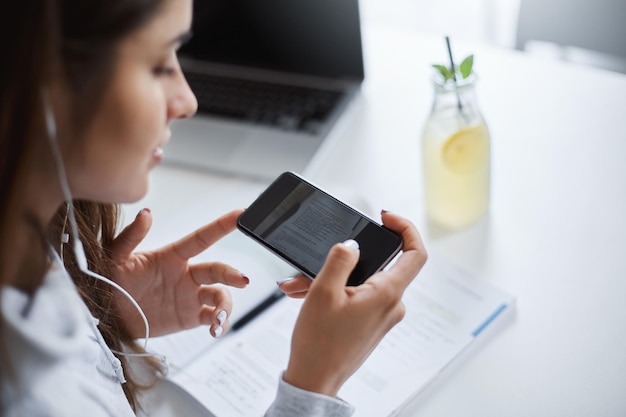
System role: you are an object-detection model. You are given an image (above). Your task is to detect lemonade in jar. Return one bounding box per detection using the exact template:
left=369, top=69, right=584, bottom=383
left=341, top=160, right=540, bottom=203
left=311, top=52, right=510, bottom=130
left=422, top=53, right=490, bottom=230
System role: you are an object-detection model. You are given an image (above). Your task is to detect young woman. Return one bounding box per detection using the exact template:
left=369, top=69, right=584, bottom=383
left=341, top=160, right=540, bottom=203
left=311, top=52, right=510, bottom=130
left=0, top=0, right=427, bottom=415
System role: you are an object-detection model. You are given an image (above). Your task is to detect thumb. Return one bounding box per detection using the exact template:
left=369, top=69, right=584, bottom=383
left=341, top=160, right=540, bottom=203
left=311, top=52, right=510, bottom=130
left=312, top=239, right=360, bottom=293
left=111, top=208, right=153, bottom=262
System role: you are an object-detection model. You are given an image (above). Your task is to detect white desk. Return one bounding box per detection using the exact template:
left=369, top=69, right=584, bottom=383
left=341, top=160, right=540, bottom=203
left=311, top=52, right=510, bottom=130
left=130, top=29, right=626, bottom=416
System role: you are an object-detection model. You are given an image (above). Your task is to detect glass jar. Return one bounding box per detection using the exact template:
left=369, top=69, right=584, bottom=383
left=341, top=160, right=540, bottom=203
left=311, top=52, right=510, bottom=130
left=422, top=73, right=490, bottom=230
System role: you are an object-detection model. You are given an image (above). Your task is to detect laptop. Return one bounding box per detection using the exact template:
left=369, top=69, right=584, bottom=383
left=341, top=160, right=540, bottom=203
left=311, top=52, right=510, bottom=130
left=164, top=0, right=365, bottom=181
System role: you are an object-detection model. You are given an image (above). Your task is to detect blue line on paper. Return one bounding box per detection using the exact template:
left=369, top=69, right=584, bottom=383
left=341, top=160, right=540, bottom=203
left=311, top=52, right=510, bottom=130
left=472, top=303, right=508, bottom=337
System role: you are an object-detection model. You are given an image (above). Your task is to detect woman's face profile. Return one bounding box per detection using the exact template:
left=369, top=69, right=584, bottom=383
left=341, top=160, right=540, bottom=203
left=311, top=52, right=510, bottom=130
left=65, top=0, right=197, bottom=204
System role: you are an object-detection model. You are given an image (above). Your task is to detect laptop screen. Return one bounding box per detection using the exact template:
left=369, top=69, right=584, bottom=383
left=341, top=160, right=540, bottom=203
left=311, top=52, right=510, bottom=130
left=179, top=0, right=365, bottom=82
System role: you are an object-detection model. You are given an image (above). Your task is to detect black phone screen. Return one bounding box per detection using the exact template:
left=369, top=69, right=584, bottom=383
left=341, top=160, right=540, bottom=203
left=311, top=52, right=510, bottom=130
left=237, top=172, right=402, bottom=286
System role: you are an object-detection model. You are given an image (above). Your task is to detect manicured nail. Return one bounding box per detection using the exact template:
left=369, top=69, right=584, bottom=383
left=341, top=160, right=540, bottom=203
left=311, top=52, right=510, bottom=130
left=342, top=239, right=360, bottom=251
left=217, top=310, right=227, bottom=326
left=213, top=326, right=223, bottom=338
left=276, top=277, right=295, bottom=286
left=136, top=207, right=151, bottom=219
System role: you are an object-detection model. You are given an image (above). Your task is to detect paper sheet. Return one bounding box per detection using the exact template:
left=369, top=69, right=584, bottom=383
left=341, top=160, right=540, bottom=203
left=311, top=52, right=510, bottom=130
left=161, top=256, right=514, bottom=417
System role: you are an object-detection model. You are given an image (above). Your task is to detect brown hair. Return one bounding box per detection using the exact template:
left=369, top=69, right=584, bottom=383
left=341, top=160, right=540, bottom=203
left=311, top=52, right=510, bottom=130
left=1, top=0, right=165, bottom=411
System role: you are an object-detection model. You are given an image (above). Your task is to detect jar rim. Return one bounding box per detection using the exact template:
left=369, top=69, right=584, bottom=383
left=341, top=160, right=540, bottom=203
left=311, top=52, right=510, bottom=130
left=432, top=72, right=477, bottom=91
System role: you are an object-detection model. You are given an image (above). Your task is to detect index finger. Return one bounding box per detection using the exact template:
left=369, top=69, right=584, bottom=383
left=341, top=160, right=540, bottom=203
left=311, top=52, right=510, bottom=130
left=374, top=211, right=427, bottom=289
left=171, top=209, right=244, bottom=260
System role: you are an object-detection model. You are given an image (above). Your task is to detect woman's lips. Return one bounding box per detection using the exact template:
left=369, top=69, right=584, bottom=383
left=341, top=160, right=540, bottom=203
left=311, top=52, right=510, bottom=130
left=153, top=146, right=164, bottom=163
left=153, top=129, right=171, bottom=163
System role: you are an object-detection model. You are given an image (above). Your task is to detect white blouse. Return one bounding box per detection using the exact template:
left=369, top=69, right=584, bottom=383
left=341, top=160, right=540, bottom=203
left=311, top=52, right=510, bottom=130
left=1, top=254, right=134, bottom=416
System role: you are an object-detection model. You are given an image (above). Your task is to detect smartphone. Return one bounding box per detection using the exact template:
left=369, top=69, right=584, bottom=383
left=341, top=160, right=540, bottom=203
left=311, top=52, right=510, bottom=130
left=237, top=172, right=403, bottom=286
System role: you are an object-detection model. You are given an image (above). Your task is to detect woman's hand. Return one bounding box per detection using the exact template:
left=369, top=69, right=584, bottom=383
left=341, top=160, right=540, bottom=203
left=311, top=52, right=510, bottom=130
left=282, top=211, right=427, bottom=396
left=109, top=208, right=249, bottom=339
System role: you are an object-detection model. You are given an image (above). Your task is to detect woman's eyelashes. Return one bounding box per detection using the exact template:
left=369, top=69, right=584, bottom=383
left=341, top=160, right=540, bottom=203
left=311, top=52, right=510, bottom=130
left=153, top=51, right=182, bottom=78
left=153, top=66, right=176, bottom=77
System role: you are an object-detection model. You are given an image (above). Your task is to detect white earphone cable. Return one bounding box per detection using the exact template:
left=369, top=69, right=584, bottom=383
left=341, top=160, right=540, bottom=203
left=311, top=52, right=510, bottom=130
left=44, top=91, right=150, bottom=351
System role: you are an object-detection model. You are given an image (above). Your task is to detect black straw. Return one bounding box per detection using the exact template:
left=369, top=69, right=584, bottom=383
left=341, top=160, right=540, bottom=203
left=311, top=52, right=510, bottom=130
left=445, top=36, right=464, bottom=116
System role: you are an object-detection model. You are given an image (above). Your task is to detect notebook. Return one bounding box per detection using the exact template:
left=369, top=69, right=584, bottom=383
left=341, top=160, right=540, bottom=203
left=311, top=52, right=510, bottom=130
left=164, top=0, right=365, bottom=181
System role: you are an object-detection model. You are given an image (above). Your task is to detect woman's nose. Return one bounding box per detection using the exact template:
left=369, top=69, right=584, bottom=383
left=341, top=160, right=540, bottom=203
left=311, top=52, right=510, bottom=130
left=168, top=73, right=198, bottom=121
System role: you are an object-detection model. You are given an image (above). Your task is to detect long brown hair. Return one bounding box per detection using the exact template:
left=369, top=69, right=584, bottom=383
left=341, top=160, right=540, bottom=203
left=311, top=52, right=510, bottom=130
left=1, top=0, right=165, bottom=411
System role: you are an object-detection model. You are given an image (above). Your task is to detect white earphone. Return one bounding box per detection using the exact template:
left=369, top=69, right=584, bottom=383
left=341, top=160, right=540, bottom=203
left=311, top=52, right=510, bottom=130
left=43, top=90, right=168, bottom=375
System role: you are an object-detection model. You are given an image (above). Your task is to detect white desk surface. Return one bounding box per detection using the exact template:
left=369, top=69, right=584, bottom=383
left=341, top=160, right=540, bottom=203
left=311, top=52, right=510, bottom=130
left=129, top=28, right=626, bottom=416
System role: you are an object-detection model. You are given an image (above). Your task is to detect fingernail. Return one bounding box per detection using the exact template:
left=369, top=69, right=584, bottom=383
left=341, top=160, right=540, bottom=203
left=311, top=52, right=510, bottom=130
left=276, top=277, right=295, bottom=286
left=136, top=207, right=151, bottom=219
left=241, top=273, right=250, bottom=284
left=342, top=239, right=360, bottom=251
left=213, top=326, right=223, bottom=338
left=381, top=209, right=390, bottom=214
left=217, top=310, right=227, bottom=326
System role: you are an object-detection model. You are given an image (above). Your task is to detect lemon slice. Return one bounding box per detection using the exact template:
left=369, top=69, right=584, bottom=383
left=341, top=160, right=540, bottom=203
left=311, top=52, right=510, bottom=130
left=441, top=124, right=489, bottom=173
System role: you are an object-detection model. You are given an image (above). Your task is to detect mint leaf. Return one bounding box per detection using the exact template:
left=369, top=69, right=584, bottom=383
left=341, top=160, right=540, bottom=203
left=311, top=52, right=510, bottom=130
left=432, top=64, right=453, bottom=81
left=459, top=54, right=474, bottom=78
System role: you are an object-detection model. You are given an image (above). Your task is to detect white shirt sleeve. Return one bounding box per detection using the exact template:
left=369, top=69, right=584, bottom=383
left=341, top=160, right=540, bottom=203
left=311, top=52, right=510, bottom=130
left=264, top=373, right=355, bottom=417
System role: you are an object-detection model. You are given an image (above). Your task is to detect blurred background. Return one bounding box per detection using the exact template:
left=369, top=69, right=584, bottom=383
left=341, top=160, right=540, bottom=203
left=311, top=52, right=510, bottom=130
left=360, top=0, right=626, bottom=73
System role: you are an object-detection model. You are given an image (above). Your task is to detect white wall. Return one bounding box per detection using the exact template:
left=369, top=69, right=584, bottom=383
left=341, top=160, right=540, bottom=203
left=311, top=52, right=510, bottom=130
left=359, top=0, right=521, bottom=47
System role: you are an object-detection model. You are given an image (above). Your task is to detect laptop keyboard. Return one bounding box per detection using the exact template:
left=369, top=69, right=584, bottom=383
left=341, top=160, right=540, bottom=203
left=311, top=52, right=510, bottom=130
left=184, top=72, right=344, bottom=135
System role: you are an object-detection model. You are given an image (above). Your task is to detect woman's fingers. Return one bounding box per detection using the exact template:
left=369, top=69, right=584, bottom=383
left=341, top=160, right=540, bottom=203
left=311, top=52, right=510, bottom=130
left=198, top=286, right=232, bottom=338
left=189, top=262, right=249, bottom=288
left=111, top=208, right=153, bottom=263
left=374, top=211, right=428, bottom=289
left=278, top=275, right=312, bottom=298
left=171, top=209, right=244, bottom=260
left=311, top=240, right=360, bottom=295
